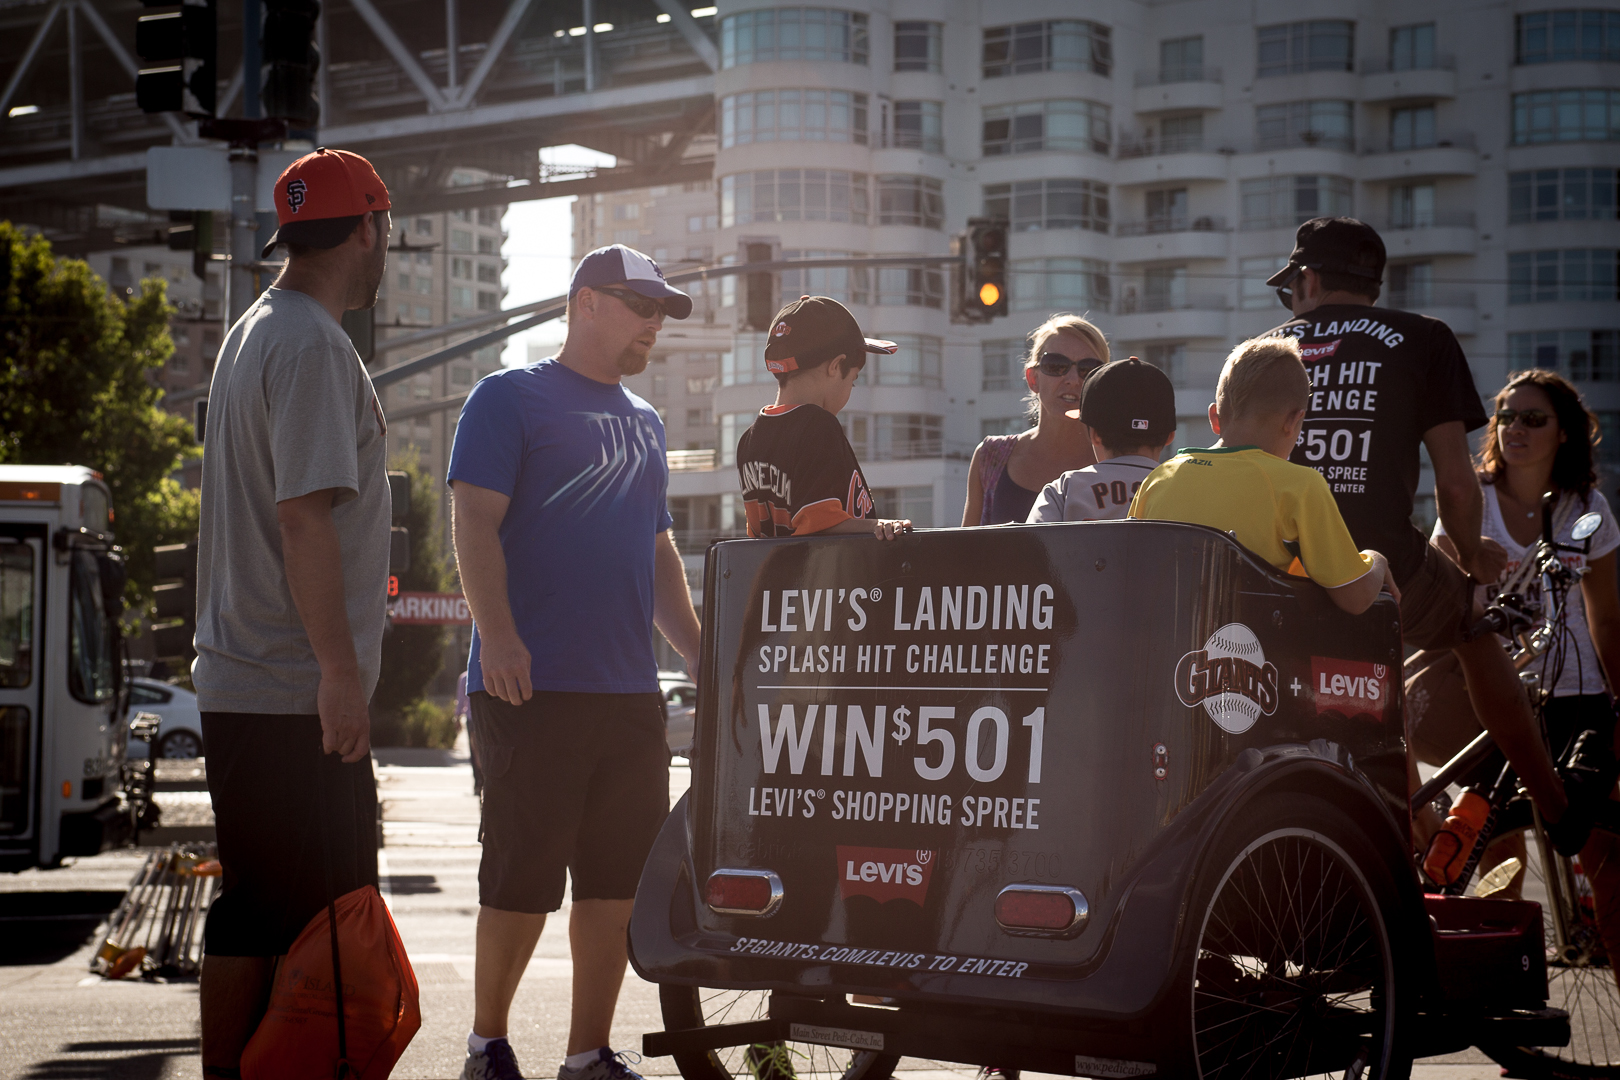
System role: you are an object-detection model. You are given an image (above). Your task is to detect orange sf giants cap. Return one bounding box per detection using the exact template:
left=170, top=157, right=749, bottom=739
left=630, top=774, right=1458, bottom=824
left=260, top=147, right=392, bottom=259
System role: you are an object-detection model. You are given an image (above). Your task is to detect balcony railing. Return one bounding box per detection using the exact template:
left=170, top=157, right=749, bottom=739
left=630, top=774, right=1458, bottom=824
left=1256, top=131, right=1356, bottom=152
left=667, top=449, right=717, bottom=472
left=1358, top=55, right=1456, bottom=75
left=1134, top=65, right=1223, bottom=86
left=1361, top=131, right=1477, bottom=155
left=1385, top=289, right=1476, bottom=310
left=1114, top=292, right=1231, bottom=315
left=1363, top=211, right=1477, bottom=231
left=1116, top=134, right=1213, bottom=159
left=1115, top=216, right=1228, bottom=237
left=853, top=440, right=977, bottom=463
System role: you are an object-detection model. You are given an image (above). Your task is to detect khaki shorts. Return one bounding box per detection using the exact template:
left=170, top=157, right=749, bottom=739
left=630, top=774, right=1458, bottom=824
left=1398, top=540, right=1474, bottom=652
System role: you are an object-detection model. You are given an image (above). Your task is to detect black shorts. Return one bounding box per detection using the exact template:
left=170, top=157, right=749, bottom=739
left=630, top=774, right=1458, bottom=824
left=473, top=690, right=668, bottom=913
left=201, top=713, right=378, bottom=957
left=1398, top=539, right=1475, bottom=651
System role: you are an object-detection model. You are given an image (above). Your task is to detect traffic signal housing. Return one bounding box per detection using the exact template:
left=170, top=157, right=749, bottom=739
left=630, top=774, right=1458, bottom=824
left=136, top=0, right=216, bottom=117
left=958, top=217, right=1009, bottom=323
left=166, top=210, right=213, bottom=280
left=150, top=539, right=198, bottom=664
left=262, top=0, right=321, bottom=128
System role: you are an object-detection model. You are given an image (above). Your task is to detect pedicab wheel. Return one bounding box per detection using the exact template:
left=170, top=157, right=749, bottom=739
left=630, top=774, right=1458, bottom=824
left=1479, top=800, right=1620, bottom=1079
left=1182, top=793, right=1413, bottom=1080
left=657, top=984, right=899, bottom=1080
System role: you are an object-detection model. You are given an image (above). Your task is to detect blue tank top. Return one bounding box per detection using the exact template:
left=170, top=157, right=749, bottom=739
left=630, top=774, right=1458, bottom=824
left=985, top=466, right=1038, bottom=525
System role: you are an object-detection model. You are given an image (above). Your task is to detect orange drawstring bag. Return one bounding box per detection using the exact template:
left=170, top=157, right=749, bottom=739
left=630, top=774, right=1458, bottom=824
left=241, top=885, right=420, bottom=1079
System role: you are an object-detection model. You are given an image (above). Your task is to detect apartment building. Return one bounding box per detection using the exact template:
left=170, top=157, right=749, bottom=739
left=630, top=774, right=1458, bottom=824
left=594, top=0, right=1618, bottom=542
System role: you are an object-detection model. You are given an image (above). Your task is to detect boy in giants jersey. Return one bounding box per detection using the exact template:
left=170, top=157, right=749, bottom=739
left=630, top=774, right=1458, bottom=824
left=736, top=295, right=911, bottom=539
left=1029, top=357, right=1176, bottom=522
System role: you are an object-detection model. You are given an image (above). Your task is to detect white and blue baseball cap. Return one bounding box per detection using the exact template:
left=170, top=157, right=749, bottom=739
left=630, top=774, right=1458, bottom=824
left=569, top=244, right=693, bottom=320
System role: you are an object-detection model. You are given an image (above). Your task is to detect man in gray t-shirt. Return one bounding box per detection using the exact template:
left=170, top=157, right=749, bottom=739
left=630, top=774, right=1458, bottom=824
left=193, top=148, right=393, bottom=1078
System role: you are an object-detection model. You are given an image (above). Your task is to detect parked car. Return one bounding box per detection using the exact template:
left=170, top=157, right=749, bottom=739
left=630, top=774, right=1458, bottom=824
left=127, top=677, right=204, bottom=759
left=659, top=671, right=697, bottom=758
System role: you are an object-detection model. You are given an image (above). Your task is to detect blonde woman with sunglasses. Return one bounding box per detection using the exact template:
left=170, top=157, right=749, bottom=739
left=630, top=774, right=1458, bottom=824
left=962, top=314, right=1109, bottom=526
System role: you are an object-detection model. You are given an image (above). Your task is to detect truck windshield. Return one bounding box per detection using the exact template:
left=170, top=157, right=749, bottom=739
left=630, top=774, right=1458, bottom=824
left=0, top=544, right=31, bottom=688
left=69, top=549, right=114, bottom=703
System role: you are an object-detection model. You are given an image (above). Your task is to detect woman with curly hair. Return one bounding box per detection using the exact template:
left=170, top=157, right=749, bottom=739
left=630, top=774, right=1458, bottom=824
left=961, top=314, right=1110, bottom=526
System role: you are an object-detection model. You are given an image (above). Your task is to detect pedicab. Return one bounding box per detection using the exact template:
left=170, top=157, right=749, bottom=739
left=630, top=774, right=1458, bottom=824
left=630, top=521, right=1572, bottom=1080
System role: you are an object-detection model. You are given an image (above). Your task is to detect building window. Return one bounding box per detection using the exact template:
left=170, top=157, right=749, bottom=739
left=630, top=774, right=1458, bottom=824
left=1387, top=262, right=1433, bottom=307
left=451, top=257, right=472, bottom=279
left=873, top=334, right=943, bottom=387
left=891, top=101, right=944, bottom=152
left=1159, top=36, right=1204, bottom=82
left=451, top=229, right=473, bottom=251
left=1141, top=343, right=1186, bottom=386
left=1390, top=105, right=1437, bottom=150
left=780, top=249, right=869, bottom=305
left=719, top=413, right=753, bottom=466
left=397, top=271, right=411, bottom=291
left=417, top=251, right=432, bottom=266
left=1012, top=257, right=1110, bottom=313
left=720, top=89, right=869, bottom=148
left=982, top=340, right=1017, bottom=390
left=613, top=203, right=641, bottom=221
left=720, top=8, right=868, bottom=67
left=872, top=485, right=934, bottom=528
left=415, top=304, right=432, bottom=321
left=1240, top=175, right=1353, bottom=230
left=1516, top=10, right=1620, bottom=64
left=982, top=21, right=1112, bottom=78
left=687, top=214, right=718, bottom=232
left=877, top=176, right=945, bottom=228
left=874, top=265, right=944, bottom=308
left=1139, top=266, right=1189, bottom=312
left=872, top=414, right=943, bottom=461
left=168, top=353, right=189, bottom=375
left=1510, top=168, right=1620, bottom=222
left=1390, top=183, right=1437, bottom=227
left=477, top=291, right=500, bottom=312
left=894, top=21, right=942, bottom=72
left=1390, top=23, right=1436, bottom=70
left=416, top=276, right=432, bottom=295
left=452, top=365, right=473, bottom=386
left=477, top=207, right=500, bottom=226
left=982, top=416, right=1031, bottom=438
left=414, top=218, right=432, bottom=235
left=982, top=100, right=1111, bottom=156
left=1256, top=100, right=1355, bottom=151
left=1256, top=21, right=1354, bottom=77
left=1509, top=330, right=1620, bottom=381
left=477, top=236, right=496, bottom=254
left=985, top=179, right=1109, bottom=233
left=720, top=170, right=870, bottom=226
left=1145, top=188, right=1188, bottom=232
left=452, top=286, right=474, bottom=309
left=1512, top=90, right=1620, bottom=144
left=1239, top=256, right=1286, bottom=309
left=1508, top=250, right=1620, bottom=303
left=477, top=262, right=500, bottom=284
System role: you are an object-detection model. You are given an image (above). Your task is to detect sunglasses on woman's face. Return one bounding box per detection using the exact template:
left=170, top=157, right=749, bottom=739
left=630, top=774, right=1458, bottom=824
left=593, top=285, right=668, bottom=319
left=1037, top=353, right=1103, bottom=379
left=1495, top=408, right=1553, bottom=429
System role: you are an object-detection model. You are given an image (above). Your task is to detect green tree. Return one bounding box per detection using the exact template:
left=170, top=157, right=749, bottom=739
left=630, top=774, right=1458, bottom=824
left=0, top=223, right=200, bottom=613
left=371, top=454, right=452, bottom=741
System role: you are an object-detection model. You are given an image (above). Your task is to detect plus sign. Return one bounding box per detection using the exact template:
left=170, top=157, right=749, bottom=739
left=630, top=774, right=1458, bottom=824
left=1289, top=677, right=1304, bottom=696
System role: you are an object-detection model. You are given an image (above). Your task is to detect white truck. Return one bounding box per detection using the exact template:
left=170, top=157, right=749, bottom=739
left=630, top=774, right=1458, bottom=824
left=0, top=464, right=143, bottom=872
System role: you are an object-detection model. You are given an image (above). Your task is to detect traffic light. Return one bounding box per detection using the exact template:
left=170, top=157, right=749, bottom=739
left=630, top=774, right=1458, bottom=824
left=166, top=210, right=213, bottom=280
left=959, top=217, right=1009, bottom=323
left=136, top=0, right=216, bottom=117
left=742, top=242, right=776, bottom=333
left=150, top=539, right=198, bottom=664
left=262, top=0, right=321, bottom=128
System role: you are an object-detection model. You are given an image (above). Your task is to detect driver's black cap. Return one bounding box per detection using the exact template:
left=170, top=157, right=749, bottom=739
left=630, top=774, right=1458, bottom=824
left=1265, top=217, right=1386, bottom=286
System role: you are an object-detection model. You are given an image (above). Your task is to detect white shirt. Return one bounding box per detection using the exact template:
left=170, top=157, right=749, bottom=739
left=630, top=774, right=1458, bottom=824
left=1028, top=455, right=1162, bottom=523
left=1434, top=486, right=1620, bottom=697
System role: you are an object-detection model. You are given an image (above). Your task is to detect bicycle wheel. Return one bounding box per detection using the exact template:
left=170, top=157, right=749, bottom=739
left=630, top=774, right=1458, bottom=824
left=1180, top=792, right=1412, bottom=1079
left=1481, top=801, right=1620, bottom=1078
left=657, top=984, right=900, bottom=1080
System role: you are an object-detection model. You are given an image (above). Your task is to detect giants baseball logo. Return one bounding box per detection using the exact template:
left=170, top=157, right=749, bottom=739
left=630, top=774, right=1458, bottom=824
left=1174, top=623, right=1279, bottom=734
left=1311, top=656, right=1389, bottom=719
left=837, top=846, right=935, bottom=905
left=286, top=178, right=308, bottom=214
left=772, top=321, right=792, bottom=337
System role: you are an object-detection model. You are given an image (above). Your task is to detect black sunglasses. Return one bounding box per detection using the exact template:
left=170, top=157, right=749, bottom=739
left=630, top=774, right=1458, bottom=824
left=1274, top=264, right=1306, bottom=309
left=1036, top=353, right=1104, bottom=379
left=1495, top=407, right=1553, bottom=429
left=593, top=285, right=668, bottom=319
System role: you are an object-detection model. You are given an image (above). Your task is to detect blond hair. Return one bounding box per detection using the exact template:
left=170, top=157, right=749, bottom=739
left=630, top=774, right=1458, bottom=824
left=1023, top=313, right=1110, bottom=373
left=1216, top=336, right=1310, bottom=424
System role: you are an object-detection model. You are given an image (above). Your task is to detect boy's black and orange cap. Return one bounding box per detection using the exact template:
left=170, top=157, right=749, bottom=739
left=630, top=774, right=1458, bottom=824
left=763, top=295, right=898, bottom=374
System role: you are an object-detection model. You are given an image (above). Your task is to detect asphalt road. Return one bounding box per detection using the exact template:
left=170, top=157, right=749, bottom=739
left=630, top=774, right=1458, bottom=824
left=0, top=740, right=1529, bottom=1078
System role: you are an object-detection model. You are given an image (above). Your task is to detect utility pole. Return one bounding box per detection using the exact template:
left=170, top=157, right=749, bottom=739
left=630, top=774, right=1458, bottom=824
left=227, top=0, right=263, bottom=326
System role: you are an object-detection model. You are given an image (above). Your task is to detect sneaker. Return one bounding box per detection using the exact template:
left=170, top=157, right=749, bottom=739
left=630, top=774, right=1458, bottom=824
left=463, top=1039, right=524, bottom=1080
left=558, top=1047, right=645, bottom=1080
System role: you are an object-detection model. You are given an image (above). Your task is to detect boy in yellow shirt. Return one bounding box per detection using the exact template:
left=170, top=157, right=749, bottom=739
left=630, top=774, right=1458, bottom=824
left=1130, top=336, right=1399, bottom=615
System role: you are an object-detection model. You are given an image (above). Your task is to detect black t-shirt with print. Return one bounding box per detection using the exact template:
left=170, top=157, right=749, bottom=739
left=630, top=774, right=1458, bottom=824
left=1275, top=304, right=1487, bottom=585
left=736, top=404, right=875, bottom=538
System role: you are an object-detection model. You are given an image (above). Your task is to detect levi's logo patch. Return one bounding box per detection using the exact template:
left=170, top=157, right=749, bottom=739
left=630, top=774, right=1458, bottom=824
left=1311, top=657, right=1389, bottom=718
left=1300, top=340, right=1340, bottom=360
left=837, top=846, right=934, bottom=904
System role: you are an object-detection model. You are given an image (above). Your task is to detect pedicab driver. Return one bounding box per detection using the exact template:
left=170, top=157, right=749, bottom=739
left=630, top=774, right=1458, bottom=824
left=1264, top=216, right=1587, bottom=854
left=448, top=245, right=702, bottom=1080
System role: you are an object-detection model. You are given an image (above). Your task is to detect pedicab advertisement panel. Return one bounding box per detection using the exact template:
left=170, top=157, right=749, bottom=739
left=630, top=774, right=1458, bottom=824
left=675, top=520, right=1406, bottom=1002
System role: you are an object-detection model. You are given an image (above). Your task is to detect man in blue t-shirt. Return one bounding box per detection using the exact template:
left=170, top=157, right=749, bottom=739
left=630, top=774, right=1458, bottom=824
left=447, top=245, right=701, bottom=1080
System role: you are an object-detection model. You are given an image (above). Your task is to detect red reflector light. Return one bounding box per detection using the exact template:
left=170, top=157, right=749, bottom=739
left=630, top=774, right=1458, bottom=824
left=705, top=869, right=783, bottom=916
left=994, top=884, right=1088, bottom=936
